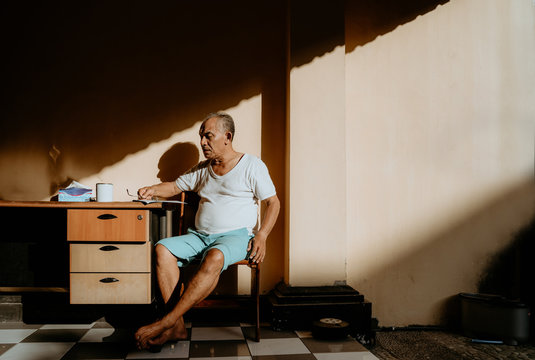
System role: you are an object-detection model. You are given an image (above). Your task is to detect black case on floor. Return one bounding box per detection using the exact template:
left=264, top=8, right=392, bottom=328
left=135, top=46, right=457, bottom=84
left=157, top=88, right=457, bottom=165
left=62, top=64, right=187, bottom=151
left=459, top=293, right=530, bottom=345
left=268, top=282, right=374, bottom=343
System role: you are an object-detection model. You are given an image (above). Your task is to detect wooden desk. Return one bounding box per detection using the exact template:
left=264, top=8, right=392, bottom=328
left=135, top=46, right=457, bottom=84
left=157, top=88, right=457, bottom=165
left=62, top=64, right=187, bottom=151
left=0, top=201, right=176, bottom=305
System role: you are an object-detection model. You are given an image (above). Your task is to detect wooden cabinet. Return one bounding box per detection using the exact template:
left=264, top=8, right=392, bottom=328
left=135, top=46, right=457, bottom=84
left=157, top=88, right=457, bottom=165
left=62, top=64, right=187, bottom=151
left=68, top=208, right=153, bottom=304
left=0, top=201, right=172, bottom=303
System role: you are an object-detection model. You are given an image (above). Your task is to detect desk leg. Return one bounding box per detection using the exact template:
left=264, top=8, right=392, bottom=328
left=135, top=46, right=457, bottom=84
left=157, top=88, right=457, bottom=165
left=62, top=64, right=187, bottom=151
left=165, top=210, right=173, bottom=238
left=158, top=210, right=171, bottom=239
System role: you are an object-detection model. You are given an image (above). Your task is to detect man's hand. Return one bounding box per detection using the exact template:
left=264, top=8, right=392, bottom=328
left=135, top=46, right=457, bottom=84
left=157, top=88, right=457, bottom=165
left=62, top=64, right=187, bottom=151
left=137, top=186, right=156, bottom=200
left=137, top=182, right=180, bottom=200
left=247, top=232, right=267, bottom=263
left=247, top=195, right=280, bottom=264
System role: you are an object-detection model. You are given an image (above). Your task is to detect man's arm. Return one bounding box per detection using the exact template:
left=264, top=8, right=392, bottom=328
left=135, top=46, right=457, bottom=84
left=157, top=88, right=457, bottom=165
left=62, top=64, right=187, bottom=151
left=248, top=194, right=280, bottom=263
left=138, top=181, right=181, bottom=199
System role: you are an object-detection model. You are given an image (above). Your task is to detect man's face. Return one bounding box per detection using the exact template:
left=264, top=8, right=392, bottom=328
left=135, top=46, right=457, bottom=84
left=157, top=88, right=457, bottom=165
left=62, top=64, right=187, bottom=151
left=199, top=117, right=227, bottom=160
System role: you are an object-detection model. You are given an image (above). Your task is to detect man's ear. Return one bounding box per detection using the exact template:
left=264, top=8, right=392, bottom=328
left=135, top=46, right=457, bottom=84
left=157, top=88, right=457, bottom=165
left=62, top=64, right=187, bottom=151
left=225, top=131, right=233, bottom=143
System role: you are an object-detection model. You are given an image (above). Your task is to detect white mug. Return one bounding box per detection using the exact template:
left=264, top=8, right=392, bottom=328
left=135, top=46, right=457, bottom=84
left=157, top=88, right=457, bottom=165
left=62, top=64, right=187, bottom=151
left=96, top=183, right=113, bottom=202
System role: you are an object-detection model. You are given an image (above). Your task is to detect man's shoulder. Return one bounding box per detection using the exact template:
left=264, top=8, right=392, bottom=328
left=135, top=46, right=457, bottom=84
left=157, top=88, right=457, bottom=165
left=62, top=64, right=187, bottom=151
left=183, top=160, right=210, bottom=175
left=239, top=153, right=263, bottom=169
left=186, top=159, right=211, bottom=174
left=241, top=154, right=271, bottom=176
left=242, top=153, right=263, bottom=165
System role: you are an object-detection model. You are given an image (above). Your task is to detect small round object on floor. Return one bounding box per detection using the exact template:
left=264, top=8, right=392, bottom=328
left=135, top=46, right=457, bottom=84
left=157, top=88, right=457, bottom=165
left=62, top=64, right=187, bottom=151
left=312, top=318, right=350, bottom=340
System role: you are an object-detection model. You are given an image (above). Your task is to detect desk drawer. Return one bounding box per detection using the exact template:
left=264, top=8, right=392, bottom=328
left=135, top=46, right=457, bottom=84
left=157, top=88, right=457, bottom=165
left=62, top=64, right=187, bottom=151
left=67, top=209, right=149, bottom=242
left=70, top=243, right=151, bottom=272
left=70, top=273, right=151, bottom=304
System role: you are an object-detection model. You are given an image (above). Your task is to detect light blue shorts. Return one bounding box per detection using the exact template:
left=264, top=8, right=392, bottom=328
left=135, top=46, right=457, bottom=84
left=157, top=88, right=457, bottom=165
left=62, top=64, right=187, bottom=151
left=156, top=228, right=253, bottom=271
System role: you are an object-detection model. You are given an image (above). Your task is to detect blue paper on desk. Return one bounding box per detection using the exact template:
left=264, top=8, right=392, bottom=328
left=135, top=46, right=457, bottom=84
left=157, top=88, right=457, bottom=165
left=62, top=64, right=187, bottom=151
left=58, top=181, right=93, bottom=202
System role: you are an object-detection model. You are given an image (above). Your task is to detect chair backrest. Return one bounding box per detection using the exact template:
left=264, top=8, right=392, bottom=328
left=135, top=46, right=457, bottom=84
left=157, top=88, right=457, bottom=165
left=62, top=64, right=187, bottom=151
left=177, top=191, right=200, bottom=235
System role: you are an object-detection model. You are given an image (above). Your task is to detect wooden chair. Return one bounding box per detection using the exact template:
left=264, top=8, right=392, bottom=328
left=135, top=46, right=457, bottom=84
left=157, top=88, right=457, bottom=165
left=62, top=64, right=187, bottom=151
left=176, top=192, right=261, bottom=342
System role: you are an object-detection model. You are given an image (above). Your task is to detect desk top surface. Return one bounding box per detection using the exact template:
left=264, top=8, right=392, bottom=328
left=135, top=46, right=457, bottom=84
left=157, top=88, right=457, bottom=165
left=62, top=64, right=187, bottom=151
left=0, top=200, right=166, bottom=209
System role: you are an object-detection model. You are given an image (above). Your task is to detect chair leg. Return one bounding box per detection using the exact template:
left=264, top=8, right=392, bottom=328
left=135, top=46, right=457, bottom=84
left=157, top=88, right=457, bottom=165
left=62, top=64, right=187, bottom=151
left=253, top=264, right=260, bottom=342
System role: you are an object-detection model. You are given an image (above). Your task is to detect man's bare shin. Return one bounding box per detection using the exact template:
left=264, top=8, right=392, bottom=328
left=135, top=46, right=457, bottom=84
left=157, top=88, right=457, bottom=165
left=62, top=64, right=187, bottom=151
left=162, top=250, right=223, bottom=325
left=155, top=245, right=181, bottom=303
left=155, top=244, right=185, bottom=338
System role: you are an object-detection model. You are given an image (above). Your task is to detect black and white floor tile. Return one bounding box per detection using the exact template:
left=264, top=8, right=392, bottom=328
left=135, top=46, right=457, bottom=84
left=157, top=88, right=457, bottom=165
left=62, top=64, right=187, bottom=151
left=0, top=320, right=378, bottom=359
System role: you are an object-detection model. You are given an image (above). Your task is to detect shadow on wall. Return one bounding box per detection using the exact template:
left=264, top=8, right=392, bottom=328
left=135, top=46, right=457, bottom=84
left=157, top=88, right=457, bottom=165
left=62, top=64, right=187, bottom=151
left=478, top=214, right=535, bottom=340
left=289, top=0, right=345, bottom=68
left=479, top=216, right=535, bottom=320
left=157, top=142, right=199, bottom=183
left=289, top=0, right=449, bottom=66
left=156, top=142, right=199, bottom=203
left=356, top=179, right=535, bottom=328
left=345, top=0, right=450, bottom=52
left=0, top=1, right=286, bottom=200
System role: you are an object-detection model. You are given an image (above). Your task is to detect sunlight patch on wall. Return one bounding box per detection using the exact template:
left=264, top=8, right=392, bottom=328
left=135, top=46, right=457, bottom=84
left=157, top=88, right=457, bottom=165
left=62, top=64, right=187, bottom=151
left=346, top=0, right=535, bottom=279
left=39, top=95, right=262, bottom=202
left=344, top=0, right=535, bottom=325
left=288, top=44, right=347, bottom=285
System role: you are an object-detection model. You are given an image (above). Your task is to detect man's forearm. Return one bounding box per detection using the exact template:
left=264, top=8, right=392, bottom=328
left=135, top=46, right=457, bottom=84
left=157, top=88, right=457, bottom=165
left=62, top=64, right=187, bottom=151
left=257, top=195, right=280, bottom=238
left=139, top=181, right=181, bottom=199
left=248, top=195, right=280, bottom=263
left=154, top=182, right=181, bottom=198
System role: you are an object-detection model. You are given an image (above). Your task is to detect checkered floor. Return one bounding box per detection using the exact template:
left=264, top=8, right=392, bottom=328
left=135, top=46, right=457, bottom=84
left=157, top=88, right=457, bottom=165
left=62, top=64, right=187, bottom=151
left=0, top=320, right=378, bottom=359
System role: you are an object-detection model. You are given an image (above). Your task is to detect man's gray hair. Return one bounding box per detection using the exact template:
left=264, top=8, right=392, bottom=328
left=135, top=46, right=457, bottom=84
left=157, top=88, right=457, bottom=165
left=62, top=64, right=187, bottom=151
left=203, top=112, right=235, bottom=141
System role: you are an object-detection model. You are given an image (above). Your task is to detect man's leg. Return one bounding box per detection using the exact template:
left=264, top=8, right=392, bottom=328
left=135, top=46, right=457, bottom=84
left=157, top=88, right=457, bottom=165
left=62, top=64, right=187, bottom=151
left=182, top=248, right=224, bottom=304
left=155, top=244, right=180, bottom=302
left=135, top=249, right=224, bottom=349
left=153, top=244, right=187, bottom=341
left=141, top=231, right=210, bottom=346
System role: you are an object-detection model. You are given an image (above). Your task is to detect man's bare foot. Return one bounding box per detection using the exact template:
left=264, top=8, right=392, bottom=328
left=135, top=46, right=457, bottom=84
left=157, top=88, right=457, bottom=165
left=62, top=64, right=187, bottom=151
left=135, top=317, right=187, bottom=350
left=149, top=317, right=187, bottom=346
left=135, top=320, right=168, bottom=350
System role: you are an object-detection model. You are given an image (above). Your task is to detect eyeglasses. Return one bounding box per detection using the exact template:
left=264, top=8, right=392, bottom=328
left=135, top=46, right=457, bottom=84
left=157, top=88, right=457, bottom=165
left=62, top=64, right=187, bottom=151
left=126, top=189, right=138, bottom=198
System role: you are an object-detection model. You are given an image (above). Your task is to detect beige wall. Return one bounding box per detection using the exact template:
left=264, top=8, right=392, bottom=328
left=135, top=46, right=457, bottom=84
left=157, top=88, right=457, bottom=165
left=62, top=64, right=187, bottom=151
left=284, top=0, right=534, bottom=326
left=288, top=47, right=347, bottom=285
left=285, top=0, right=347, bottom=286
left=344, top=0, right=535, bottom=325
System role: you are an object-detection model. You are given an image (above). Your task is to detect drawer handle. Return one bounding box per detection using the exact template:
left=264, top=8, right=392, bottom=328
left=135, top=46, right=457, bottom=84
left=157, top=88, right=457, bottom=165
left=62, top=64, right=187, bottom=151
left=100, top=277, right=119, bottom=283
left=97, top=214, right=117, bottom=220
left=99, top=245, right=119, bottom=251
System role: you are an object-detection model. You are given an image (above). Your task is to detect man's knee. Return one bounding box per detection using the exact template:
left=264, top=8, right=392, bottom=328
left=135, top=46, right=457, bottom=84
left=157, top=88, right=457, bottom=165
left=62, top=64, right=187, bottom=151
left=155, top=244, right=176, bottom=265
left=202, top=249, right=224, bottom=273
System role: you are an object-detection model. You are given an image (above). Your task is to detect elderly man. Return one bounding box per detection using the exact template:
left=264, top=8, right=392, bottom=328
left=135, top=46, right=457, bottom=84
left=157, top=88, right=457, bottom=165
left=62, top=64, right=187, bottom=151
left=134, top=112, right=280, bottom=350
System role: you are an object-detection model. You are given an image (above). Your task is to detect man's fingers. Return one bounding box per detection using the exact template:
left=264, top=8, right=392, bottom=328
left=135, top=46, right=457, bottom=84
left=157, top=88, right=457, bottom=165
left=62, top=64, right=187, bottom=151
left=249, top=245, right=258, bottom=259
left=138, top=187, right=154, bottom=200
left=251, top=246, right=265, bottom=263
